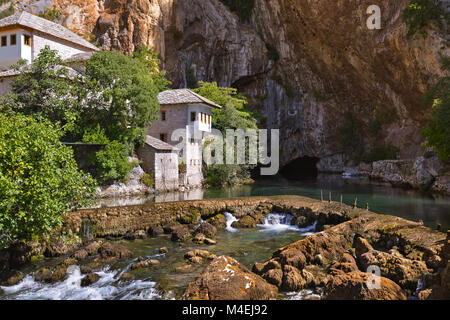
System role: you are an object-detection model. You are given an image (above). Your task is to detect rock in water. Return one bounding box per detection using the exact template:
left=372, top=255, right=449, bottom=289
left=324, top=271, right=407, bottom=300
left=194, top=222, right=217, bottom=238
left=98, top=242, right=132, bottom=262
left=171, top=225, right=190, bottom=241
left=185, top=255, right=278, bottom=300
left=231, top=215, right=256, bottom=228
left=81, top=273, right=100, bottom=287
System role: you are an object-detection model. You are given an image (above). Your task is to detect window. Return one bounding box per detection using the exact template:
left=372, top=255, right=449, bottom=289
left=24, top=34, right=31, bottom=46
left=10, top=34, right=16, bottom=46
left=201, top=113, right=204, bottom=123
left=1, top=36, right=6, bottom=47
left=160, top=133, right=168, bottom=142
left=191, top=112, right=196, bottom=122
left=160, top=110, right=166, bottom=121
left=208, top=114, right=211, bottom=125
left=190, top=138, right=195, bottom=144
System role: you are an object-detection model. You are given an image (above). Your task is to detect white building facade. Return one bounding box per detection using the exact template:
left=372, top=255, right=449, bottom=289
left=0, top=11, right=98, bottom=91
left=149, top=89, right=221, bottom=188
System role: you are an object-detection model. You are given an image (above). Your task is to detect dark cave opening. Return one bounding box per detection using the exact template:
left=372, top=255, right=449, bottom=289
left=280, top=156, right=319, bottom=180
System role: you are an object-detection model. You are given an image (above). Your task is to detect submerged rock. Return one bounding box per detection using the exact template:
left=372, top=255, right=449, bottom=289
left=171, top=225, right=190, bottom=242
left=131, top=259, right=160, bottom=270
left=175, top=264, right=195, bottom=273
left=81, top=273, right=100, bottom=287
left=185, top=256, right=278, bottom=300
left=0, top=270, right=23, bottom=286
left=159, top=247, right=169, bottom=254
left=99, top=242, right=132, bottom=261
left=231, top=215, right=256, bottom=228
left=194, top=222, right=217, bottom=238
left=119, top=272, right=135, bottom=282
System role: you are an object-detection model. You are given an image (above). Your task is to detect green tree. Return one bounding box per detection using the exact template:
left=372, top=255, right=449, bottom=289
left=193, top=82, right=259, bottom=186
left=193, top=81, right=258, bottom=131
left=422, top=58, right=450, bottom=160
left=2, top=46, right=79, bottom=131
left=132, top=46, right=172, bottom=92
left=82, top=126, right=134, bottom=184
left=0, top=114, right=96, bottom=247
left=81, top=50, right=162, bottom=145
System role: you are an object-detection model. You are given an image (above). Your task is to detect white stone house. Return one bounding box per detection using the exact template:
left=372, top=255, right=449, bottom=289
left=0, top=11, right=98, bottom=92
left=146, top=89, right=222, bottom=188
left=0, top=12, right=223, bottom=191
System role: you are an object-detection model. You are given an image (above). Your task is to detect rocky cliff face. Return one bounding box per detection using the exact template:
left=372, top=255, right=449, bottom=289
left=11, top=0, right=450, bottom=169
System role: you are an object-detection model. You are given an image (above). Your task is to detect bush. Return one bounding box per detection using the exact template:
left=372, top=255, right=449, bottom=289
left=204, top=164, right=252, bottom=187
left=403, top=0, right=448, bottom=38
left=140, top=173, right=155, bottom=187
left=0, top=114, right=96, bottom=246
left=422, top=57, right=450, bottom=161
left=39, top=7, right=62, bottom=22
left=363, top=145, right=400, bottom=163
left=337, top=112, right=365, bottom=163
left=93, top=141, right=134, bottom=185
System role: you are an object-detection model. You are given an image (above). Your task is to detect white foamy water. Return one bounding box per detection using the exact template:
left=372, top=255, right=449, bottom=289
left=257, top=213, right=317, bottom=235
left=0, top=265, right=161, bottom=300
left=284, top=289, right=322, bottom=300
left=224, top=212, right=239, bottom=232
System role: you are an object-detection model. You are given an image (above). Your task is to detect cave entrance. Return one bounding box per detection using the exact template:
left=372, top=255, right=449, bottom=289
left=280, top=157, right=319, bottom=180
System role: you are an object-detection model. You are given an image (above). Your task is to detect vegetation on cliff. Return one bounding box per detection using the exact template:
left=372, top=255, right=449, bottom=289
left=193, top=81, right=259, bottom=186
left=422, top=57, right=450, bottom=160
left=403, top=0, right=449, bottom=38
left=0, top=114, right=96, bottom=248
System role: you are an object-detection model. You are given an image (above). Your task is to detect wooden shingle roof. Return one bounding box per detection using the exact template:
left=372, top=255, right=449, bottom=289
left=158, top=89, right=222, bottom=109
left=0, top=11, right=99, bottom=51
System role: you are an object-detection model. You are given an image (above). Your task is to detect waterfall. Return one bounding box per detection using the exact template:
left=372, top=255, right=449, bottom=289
left=0, top=265, right=161, bottom=300
left=224, top=212, right=239, bottom=232
left=258, top=213, right=317, bottom=234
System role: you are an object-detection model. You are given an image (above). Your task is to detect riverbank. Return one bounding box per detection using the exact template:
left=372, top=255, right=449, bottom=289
left=0, top=195, right=448, bottom=300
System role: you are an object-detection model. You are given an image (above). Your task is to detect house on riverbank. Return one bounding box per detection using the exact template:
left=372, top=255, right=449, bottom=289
left=0, top=11, right=98, bottom=93
left=0, top=12, right=223, bottom=192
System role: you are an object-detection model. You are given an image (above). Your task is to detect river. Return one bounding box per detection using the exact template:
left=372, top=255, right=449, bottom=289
left=2, top=174, right=449, bottom=300
left=96, top=174, right=450, bottom=231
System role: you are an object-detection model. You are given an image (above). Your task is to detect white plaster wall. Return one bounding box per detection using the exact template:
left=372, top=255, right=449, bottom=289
left=188, top=104, right=213, bottom=133
left=32, top=31, right=91, bottom=61
left=154, top=152, right=179, bottom=191
left=0, top=29, right=28, bottom=70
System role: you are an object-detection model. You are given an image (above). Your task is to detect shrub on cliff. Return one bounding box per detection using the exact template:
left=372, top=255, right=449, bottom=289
left=403, top=0, right=449, bottom=38
left=193, top=82, right=260, bottom=186
left=422, top=57, right=450, bottom=161
left=0, top=114, right=96, bottom=247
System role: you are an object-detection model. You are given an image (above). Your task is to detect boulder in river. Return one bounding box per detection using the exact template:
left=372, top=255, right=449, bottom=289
left=231, top=215, right=256, bottom=228
left=355, top=237, right=429, bottom=290
left=131, top=258, right=161, bottom=270
left=81, top=273, right=100, bottom=287
left=171, top=225, right=190, bottom=241
left=0, top=270, right=23, bottom=286
left=324, top=271, right=407, bottom=300
left=99, top=242, right=132, bottom=261
left=185, top=256, right=278, bottom=300
left=194, top=222, right=217, bottom=238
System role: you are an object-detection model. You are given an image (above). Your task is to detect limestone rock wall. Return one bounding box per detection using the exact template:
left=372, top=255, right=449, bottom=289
left=11, top=0, right=450, bottom=167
